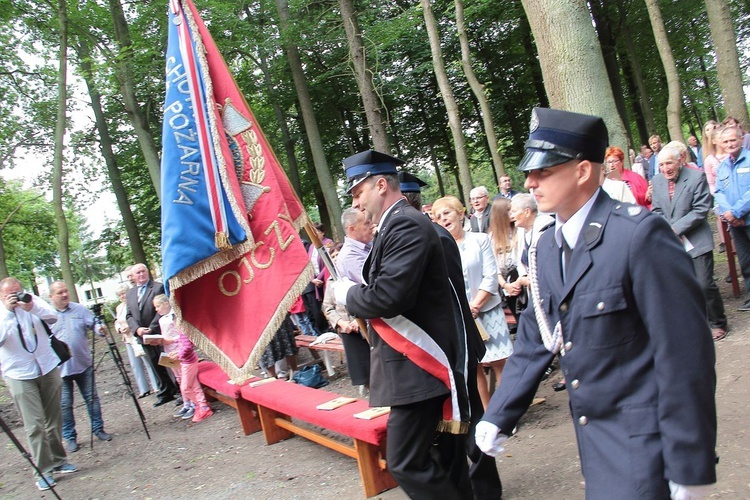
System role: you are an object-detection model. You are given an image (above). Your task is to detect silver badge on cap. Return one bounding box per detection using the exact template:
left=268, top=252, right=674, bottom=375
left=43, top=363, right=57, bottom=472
left=628, top=206, right=642, bottom=216
left=529, top=109, right=539, bottom=133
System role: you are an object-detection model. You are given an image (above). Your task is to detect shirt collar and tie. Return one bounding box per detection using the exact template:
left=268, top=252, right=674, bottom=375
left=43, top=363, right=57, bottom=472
left=554, top=189, right=600, bottom=281
left=137, top=283, right=149, bottom=305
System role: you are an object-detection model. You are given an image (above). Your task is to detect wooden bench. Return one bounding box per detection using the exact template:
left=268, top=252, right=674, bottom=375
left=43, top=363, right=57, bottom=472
left=295, top=334, right=345, bottom=377
left=196, top=360, right=261, bottom=435
left=240, top=379, right=396, bottom=497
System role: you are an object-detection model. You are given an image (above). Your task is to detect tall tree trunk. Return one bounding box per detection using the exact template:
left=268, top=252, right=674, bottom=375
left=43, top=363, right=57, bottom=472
left=620, top=52, right=649, bottom=146
left=454, top=0, right=505, bottom=180
left=643, top=0, right=684, bottom=143
left=108, top=0, right=162, bottom=198
left=0, top=233, right=7, bottom=279
left=589, top=0, right=633, bottom=149
left=275, top=0, right=343, bottom=240
left=698, top=55, right=719, bottom=122
left=417, top=88, right=446, bottom=197
left=520, top=0, right=628, bottom=153
left=242, top=4, right=303, bottom=198
left=618, top=0, right=656, bottom=135
left=421, top=0, right=473, bottom=203
left=518, top=14, right=549, bottom=108
left=53, top=0, right=78, bottom=302
left=76, top=39, right=148, bottom=265
left=339, top=0, right=391, bottom=153
left=705, top=0, right=750, bottom=128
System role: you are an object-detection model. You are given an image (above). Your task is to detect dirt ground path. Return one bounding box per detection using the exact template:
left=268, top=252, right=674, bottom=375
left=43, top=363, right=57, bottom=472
left=1, top=284, right=748, bottom=499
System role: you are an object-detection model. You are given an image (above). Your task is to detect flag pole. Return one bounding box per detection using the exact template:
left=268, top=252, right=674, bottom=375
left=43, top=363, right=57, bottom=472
left=304, top=221, right=370, bottom=343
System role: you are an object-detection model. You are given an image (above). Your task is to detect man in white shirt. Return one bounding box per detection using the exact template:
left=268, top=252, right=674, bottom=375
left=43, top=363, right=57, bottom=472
left=0, top=277, right=77, bottom=491
left=469, top=186, right=491, bottom=233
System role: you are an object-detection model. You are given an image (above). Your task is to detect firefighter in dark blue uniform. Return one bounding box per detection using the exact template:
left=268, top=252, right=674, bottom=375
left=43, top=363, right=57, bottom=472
left=476, top=108, right=717, bottom=500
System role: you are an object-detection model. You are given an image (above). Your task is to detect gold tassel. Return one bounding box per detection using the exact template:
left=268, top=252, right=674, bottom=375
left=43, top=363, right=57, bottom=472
left=215, top=231, right=231, bottom=250
left=436, top=420, right=470, bottom=435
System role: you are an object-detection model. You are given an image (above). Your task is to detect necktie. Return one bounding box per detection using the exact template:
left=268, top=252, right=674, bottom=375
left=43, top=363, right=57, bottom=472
left=562, top=238, right=573, bottom=282
left=138, top=285, right=146, bottom=305
left=668, top=180, right=675, bottom=200
left=521, top=235, right=531, bottom=267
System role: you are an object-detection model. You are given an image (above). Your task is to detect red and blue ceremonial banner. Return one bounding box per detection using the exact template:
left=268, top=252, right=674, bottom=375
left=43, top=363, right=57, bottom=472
left=161, top=0, right=312, bottom=382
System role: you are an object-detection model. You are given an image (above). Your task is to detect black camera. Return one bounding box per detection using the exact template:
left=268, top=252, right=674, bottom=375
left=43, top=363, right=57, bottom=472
left=89, top=303, right=105, bottom=327
left=14, top=292, right=32, bottom=303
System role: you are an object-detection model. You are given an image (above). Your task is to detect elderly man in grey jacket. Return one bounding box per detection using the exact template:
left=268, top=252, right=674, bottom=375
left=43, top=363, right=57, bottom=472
left=651, top=145, right=728, bottom=340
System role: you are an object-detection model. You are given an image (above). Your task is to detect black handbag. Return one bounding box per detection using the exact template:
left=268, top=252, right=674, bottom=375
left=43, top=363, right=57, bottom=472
left=41, top=321, right=72, bottom=365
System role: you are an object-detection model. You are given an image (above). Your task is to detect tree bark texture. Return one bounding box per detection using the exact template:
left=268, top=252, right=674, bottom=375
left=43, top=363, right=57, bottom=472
left=643, top=0, right=684, bottom=143
left=108, top=0, right=162, bottom=198
left=705, top=0, right=750, bottom=128
left=339, top=0, right=391, bottom=153
left=421, top=0, right=473, bottom=204
left=53, top=0, right=78, bottom=302
left=77, top=39, right=148, bottom=265
left=454, top=0, right=505, bottom=180
left=276, top=0, right=343, bottom=240
left=520, top=0, right=629, bottom=155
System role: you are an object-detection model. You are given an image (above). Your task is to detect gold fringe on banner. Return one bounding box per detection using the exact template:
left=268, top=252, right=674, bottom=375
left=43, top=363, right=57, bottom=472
left=168, top=239, right=255, bottom=290
left=172, top=261, right=314, bottom=384
left=437, top=420, right=470, bottom=435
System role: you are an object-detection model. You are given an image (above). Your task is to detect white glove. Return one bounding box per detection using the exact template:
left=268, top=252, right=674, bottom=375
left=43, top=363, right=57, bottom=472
left=474, top=420, right=508, bottom=457
left=332, top=278, right=356, bottom=307
left=668, top=481, right=714, bottom=500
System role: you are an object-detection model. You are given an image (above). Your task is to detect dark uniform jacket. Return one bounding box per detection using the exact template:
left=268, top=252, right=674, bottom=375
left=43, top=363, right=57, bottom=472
left=347, top=199, right=467, bottom=410
left=482, top=191, right=717, bottom=499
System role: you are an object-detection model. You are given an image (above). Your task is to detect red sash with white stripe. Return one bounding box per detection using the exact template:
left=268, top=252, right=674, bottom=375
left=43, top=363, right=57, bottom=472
left=370, top=316, right=468, bottom=434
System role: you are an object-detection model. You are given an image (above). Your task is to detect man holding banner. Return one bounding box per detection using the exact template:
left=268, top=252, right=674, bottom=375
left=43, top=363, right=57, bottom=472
left=334, top=150, right=472, bottom=499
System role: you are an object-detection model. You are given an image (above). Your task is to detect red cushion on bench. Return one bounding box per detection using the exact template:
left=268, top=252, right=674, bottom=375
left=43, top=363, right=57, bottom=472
left=197, top=360, right=244, bottom=399
left=240, top=381, right=387, bottom=445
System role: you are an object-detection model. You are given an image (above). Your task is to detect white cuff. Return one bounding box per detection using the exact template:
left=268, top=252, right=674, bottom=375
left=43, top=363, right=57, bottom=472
left=668, top=481, right=715, bottom=500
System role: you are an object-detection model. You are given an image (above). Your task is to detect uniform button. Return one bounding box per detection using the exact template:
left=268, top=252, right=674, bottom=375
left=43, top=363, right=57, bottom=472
left=564, top=341, right=573, bottom=351
left=571, top=379, right=580, bottom=389
left=578, top=416, right=588, bottom=426
left=559, top=303, right=568, bottom=313
left=596, top=302, right=605, bottom=311
left=615, top=204, right=621, bottom=210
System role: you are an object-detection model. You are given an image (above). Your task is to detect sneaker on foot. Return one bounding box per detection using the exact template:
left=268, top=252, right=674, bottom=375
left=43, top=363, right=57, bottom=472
left=738, top=299, right=750, bottom=312
left=36, top=474, right=56, bottom=491
left=192, top=406, right=214, bottom=423
left=181, top=407, right=195, bottom=420
left=173, top=406, right=190, bottom=418
left=53, top=462, right=78, bottom=474
left=66, top=439, right=80, bottom=453
left=95, top=430, right=112, bottom=441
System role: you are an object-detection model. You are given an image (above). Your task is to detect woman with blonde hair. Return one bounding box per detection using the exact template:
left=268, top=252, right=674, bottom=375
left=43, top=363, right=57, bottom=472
left=702, top=122, right=725, bottom=195
left=488, top=197, right=523, bottom=321
left=432, top=195, right=512, bottom=409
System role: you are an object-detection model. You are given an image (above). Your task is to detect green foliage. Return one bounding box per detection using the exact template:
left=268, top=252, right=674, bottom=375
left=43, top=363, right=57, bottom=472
left=0, top=179, right=57, bottom=285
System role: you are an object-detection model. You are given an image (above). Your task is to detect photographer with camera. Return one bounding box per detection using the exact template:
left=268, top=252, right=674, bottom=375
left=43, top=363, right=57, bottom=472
left=49, top=281, right=112, bottom=453
left=0, top=277, right=78, bottom=491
